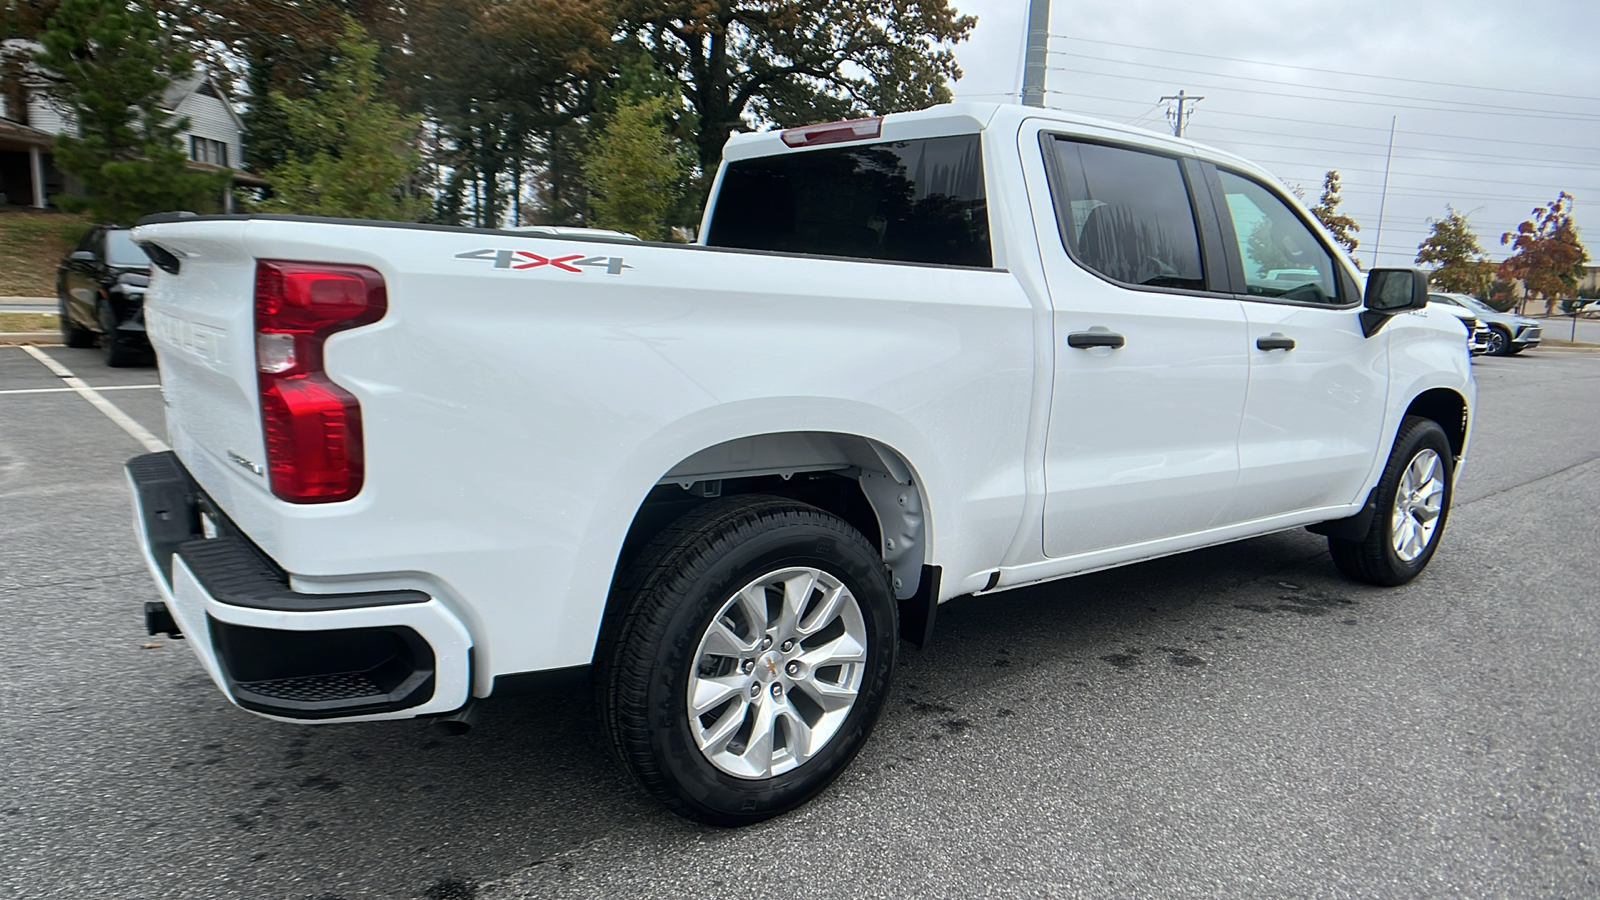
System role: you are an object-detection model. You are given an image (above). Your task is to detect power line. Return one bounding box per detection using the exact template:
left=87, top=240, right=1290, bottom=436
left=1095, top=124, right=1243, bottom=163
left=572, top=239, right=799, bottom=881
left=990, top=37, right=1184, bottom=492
left=1188, top=123, right=1600, bottom=167
left=1246, top=158, right=1596, bottom=193
left=1198, top=136, right=1600, bottom=173
left=1043, top=65, right=1600, bottom=123
left=1048, top=49, right=1595, bottom=120
left=1193, top=108, right=1599, bottom=153
left=1041, top=91, right=1600, bottom=158
left=1045, top=34, right=1600, bottom=105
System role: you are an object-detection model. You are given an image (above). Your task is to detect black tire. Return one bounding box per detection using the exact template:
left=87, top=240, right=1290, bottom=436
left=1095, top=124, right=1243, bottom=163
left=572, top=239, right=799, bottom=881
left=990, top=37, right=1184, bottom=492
left=1329, top=416, right=1453, bottom=586
left=98, top=298, right=142, bottom=367
left=1485, top=326, right=1511, bottom=356
left=600, top=494, right=897, bottom=826
left=59, top=292, right=95, bottom=348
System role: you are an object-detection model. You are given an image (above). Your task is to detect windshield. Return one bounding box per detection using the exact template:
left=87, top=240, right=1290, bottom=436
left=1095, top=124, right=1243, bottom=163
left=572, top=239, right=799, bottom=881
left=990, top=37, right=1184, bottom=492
left=104, top=230, right=148, bottom=268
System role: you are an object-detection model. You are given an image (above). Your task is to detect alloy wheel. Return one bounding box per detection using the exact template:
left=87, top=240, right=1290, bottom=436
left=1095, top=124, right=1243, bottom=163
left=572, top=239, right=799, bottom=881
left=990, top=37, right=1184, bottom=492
left=686, top=566, right=868, bottom=779
left=1390, top=449, right=1444, bottom=562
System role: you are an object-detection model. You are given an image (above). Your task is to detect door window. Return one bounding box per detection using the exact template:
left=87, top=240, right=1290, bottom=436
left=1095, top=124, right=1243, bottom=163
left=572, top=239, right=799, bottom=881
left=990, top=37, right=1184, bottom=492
left=1216, top=170, right=1341, bottom=304
left=1044, top=138, right=1205, bottom=291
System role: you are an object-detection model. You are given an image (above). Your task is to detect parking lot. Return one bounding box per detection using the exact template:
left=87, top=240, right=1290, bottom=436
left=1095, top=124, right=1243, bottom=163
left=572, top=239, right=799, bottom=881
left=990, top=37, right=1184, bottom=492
left=2, top=344, right=1598, bottom=899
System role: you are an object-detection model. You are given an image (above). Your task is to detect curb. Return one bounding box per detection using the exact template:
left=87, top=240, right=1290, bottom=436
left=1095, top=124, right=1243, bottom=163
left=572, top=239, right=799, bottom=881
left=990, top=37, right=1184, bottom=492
left=0, top=297, right=54, bottom=305
left=0, top=332, right=62, bottom=345
left=1530, top=343, right=1600, bottom=353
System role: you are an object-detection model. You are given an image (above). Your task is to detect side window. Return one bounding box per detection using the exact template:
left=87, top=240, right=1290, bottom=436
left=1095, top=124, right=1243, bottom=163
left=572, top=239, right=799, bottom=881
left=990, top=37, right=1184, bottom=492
left=1044, top=137, right=1205, bottom=291
left=706, top=135, right=990, bottom=267
left=1216, top=170, right=1341, bottom=304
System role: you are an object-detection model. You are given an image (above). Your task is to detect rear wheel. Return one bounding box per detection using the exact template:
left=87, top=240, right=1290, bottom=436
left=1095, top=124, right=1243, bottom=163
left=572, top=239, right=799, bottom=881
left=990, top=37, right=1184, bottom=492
left=1329, top=416, right=1453, bottom=586
left=600, top=494, right=897, bottom=826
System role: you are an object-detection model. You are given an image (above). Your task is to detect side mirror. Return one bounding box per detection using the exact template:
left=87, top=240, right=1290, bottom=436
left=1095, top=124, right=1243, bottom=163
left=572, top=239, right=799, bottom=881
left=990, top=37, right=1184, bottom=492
left=1360, top=268, right=1430, bottom=337
left=69, top=250, right=96, bottom=263
left=1364, top=268, right=1429, bottom=312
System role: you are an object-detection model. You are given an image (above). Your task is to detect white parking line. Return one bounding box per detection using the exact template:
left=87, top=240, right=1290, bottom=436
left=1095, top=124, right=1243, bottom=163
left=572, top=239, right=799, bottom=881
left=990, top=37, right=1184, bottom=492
left=0, top=384, right=162, bottom=396
left=18, top=345, right=170, bottom=453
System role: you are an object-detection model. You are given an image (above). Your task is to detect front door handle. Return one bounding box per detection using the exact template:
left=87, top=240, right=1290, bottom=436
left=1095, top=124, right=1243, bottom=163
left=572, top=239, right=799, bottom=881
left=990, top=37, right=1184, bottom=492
left=1067, top=331, right=1126, bottom=349
left=1256, top=334, right=1295, bottom=351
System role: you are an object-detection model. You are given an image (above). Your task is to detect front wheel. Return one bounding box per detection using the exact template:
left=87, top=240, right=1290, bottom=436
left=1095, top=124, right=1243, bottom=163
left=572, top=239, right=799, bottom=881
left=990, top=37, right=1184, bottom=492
left=1486, top=327, right=1511, bottom=356
left=600, top=495, right=897, bottom=826
left=60, top=291, right=95, bottom=348
left=1329, top=416, right=1453, bottom=586
left=98, top=298, right=143, bottom=367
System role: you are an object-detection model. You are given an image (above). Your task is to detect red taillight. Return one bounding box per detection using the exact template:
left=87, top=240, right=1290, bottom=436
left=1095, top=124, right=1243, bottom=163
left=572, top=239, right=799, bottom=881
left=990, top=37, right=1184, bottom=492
left=254, top=260, right=386, bottom=503
left=779, top=116, right=883, bottom=148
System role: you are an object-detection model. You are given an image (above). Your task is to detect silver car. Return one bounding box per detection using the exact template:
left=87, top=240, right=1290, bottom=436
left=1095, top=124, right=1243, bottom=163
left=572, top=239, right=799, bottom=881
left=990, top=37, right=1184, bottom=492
left=1429, top=292, right=1541, bottom=356
left=1425, top=297, right=1492, bottom=356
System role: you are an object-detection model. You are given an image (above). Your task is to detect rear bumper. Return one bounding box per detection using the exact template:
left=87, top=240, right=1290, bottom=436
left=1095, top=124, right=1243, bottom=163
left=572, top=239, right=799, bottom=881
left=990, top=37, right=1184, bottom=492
left=126, top=451, right=473, bottom=722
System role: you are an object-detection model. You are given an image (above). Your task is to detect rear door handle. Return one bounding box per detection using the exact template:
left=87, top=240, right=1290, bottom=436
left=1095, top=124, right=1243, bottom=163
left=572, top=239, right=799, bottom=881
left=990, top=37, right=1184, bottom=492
left=1256, top=334, right=1295, bottom=351
left=1067, top=331, right=1126, bottom=349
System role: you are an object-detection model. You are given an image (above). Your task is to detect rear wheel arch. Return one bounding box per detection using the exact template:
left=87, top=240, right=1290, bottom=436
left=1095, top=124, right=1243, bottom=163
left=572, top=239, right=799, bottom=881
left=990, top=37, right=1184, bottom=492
left=594, top=432, right=932, bottom=665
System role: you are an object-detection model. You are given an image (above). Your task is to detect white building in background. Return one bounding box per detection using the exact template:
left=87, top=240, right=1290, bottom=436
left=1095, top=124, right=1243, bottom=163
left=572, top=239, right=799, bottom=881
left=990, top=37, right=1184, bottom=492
left=1, top=39, right=257, bottom=210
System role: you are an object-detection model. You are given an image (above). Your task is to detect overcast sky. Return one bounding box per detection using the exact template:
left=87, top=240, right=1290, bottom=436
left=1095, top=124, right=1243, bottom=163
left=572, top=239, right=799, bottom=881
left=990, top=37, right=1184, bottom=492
left=944, top=0, right=1600, bottom=268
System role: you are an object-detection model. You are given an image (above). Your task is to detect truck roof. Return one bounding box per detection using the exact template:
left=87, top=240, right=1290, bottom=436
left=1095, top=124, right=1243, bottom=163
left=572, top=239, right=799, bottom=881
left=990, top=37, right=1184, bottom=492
left=720, top=101, right=1269, bottom=182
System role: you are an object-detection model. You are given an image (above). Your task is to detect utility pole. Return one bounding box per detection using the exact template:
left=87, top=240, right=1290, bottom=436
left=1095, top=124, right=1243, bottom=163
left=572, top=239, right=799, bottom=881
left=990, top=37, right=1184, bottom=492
left=1159, top=90, right=1203, bottom=137
left=1021, top=0, right=1050, bottom=107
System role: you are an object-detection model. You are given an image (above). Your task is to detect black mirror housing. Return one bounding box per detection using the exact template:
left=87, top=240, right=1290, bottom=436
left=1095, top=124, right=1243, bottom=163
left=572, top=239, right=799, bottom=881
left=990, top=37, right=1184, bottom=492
left=1364, top=268, right=1429, bottom=313
left=1359, top=268, right=1431, bottom=337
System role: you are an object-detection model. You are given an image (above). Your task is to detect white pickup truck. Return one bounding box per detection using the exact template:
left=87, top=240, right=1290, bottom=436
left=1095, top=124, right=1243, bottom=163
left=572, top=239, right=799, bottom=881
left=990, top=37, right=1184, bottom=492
left=128, top=102, right=1474, bottom=825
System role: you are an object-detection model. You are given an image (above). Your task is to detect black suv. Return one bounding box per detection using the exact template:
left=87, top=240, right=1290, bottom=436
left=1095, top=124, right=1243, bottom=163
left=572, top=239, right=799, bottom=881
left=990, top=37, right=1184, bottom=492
left=57, top=225, right=152, bottom=366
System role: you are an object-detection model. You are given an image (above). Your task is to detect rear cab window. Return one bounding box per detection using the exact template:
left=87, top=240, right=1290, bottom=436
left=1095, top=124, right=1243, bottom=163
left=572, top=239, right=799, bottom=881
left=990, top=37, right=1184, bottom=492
left=705, top=135, right=991, bottom=268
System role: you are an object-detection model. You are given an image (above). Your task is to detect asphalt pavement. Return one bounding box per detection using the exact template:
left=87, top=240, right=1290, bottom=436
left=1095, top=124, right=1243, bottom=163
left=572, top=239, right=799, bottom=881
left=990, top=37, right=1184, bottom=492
left=1, top=346, right=1597, bottom=899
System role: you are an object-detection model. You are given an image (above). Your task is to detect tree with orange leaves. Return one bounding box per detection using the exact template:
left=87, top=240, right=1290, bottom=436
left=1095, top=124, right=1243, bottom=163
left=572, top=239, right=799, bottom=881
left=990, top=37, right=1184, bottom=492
left=1499, top=192, right=1589, bottom=316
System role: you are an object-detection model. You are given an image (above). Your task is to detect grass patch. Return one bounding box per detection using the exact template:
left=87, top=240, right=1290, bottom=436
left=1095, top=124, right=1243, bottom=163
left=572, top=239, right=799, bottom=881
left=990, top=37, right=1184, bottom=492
left=0, top=210, right=90, bottom=296
left=0, top=311, right=59, bottom=333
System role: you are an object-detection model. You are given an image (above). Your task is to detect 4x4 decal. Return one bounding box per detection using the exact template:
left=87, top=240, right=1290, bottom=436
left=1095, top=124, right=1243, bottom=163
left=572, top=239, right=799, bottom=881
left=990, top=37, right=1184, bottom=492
left=455, top=248, right=632, bottom=275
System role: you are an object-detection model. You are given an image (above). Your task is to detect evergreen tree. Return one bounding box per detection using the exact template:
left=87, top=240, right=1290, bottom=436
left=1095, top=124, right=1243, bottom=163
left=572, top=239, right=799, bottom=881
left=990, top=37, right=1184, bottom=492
left=34, top=0, right=227, bottom=223
left=583, top=95, right=685, bottom=240
left=253, top=21, right=428, bottom=221
left=1309, top=170, right=1360, bottom=266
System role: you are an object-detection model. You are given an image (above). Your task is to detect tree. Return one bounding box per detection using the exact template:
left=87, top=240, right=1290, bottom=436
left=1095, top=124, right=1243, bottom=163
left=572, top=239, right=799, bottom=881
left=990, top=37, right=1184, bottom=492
left=583, top=95, right=686, bottom=240
left=1499, top=191, right=1589, bottom=316
left=1415, top=206, right=1492, bottom=297
left=1309, top=170, right=1360, bottom=266
left=392, top=0, right=614, bottom=227
left=623, top=0, right=976, bottom=173
left=253, top=21, right=428, bottom=221
left=33, top=0, right=227, bottom=223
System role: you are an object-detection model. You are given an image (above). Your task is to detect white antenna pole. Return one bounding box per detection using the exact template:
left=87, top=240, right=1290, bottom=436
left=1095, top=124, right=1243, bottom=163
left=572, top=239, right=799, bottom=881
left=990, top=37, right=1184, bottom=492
left=1372, top=116, right=1397, bottom=268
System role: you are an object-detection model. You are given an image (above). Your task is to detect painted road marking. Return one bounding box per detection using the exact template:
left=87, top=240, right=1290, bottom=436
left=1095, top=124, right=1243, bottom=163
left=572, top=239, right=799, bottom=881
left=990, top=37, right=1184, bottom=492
left=0, top=384, right=161, bottom=396
left=18, top=345, right=169, bottom=453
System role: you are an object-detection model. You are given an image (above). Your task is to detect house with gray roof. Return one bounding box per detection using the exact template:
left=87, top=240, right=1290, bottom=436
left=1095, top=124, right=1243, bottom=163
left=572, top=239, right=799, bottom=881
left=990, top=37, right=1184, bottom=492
left=1, top=40, right=259, bottom=210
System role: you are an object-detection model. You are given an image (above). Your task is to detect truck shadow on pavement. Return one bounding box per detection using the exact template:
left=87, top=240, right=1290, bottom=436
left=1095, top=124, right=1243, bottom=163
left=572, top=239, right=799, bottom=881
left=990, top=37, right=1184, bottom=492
left=159, top=526, right=1396, bottom=898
